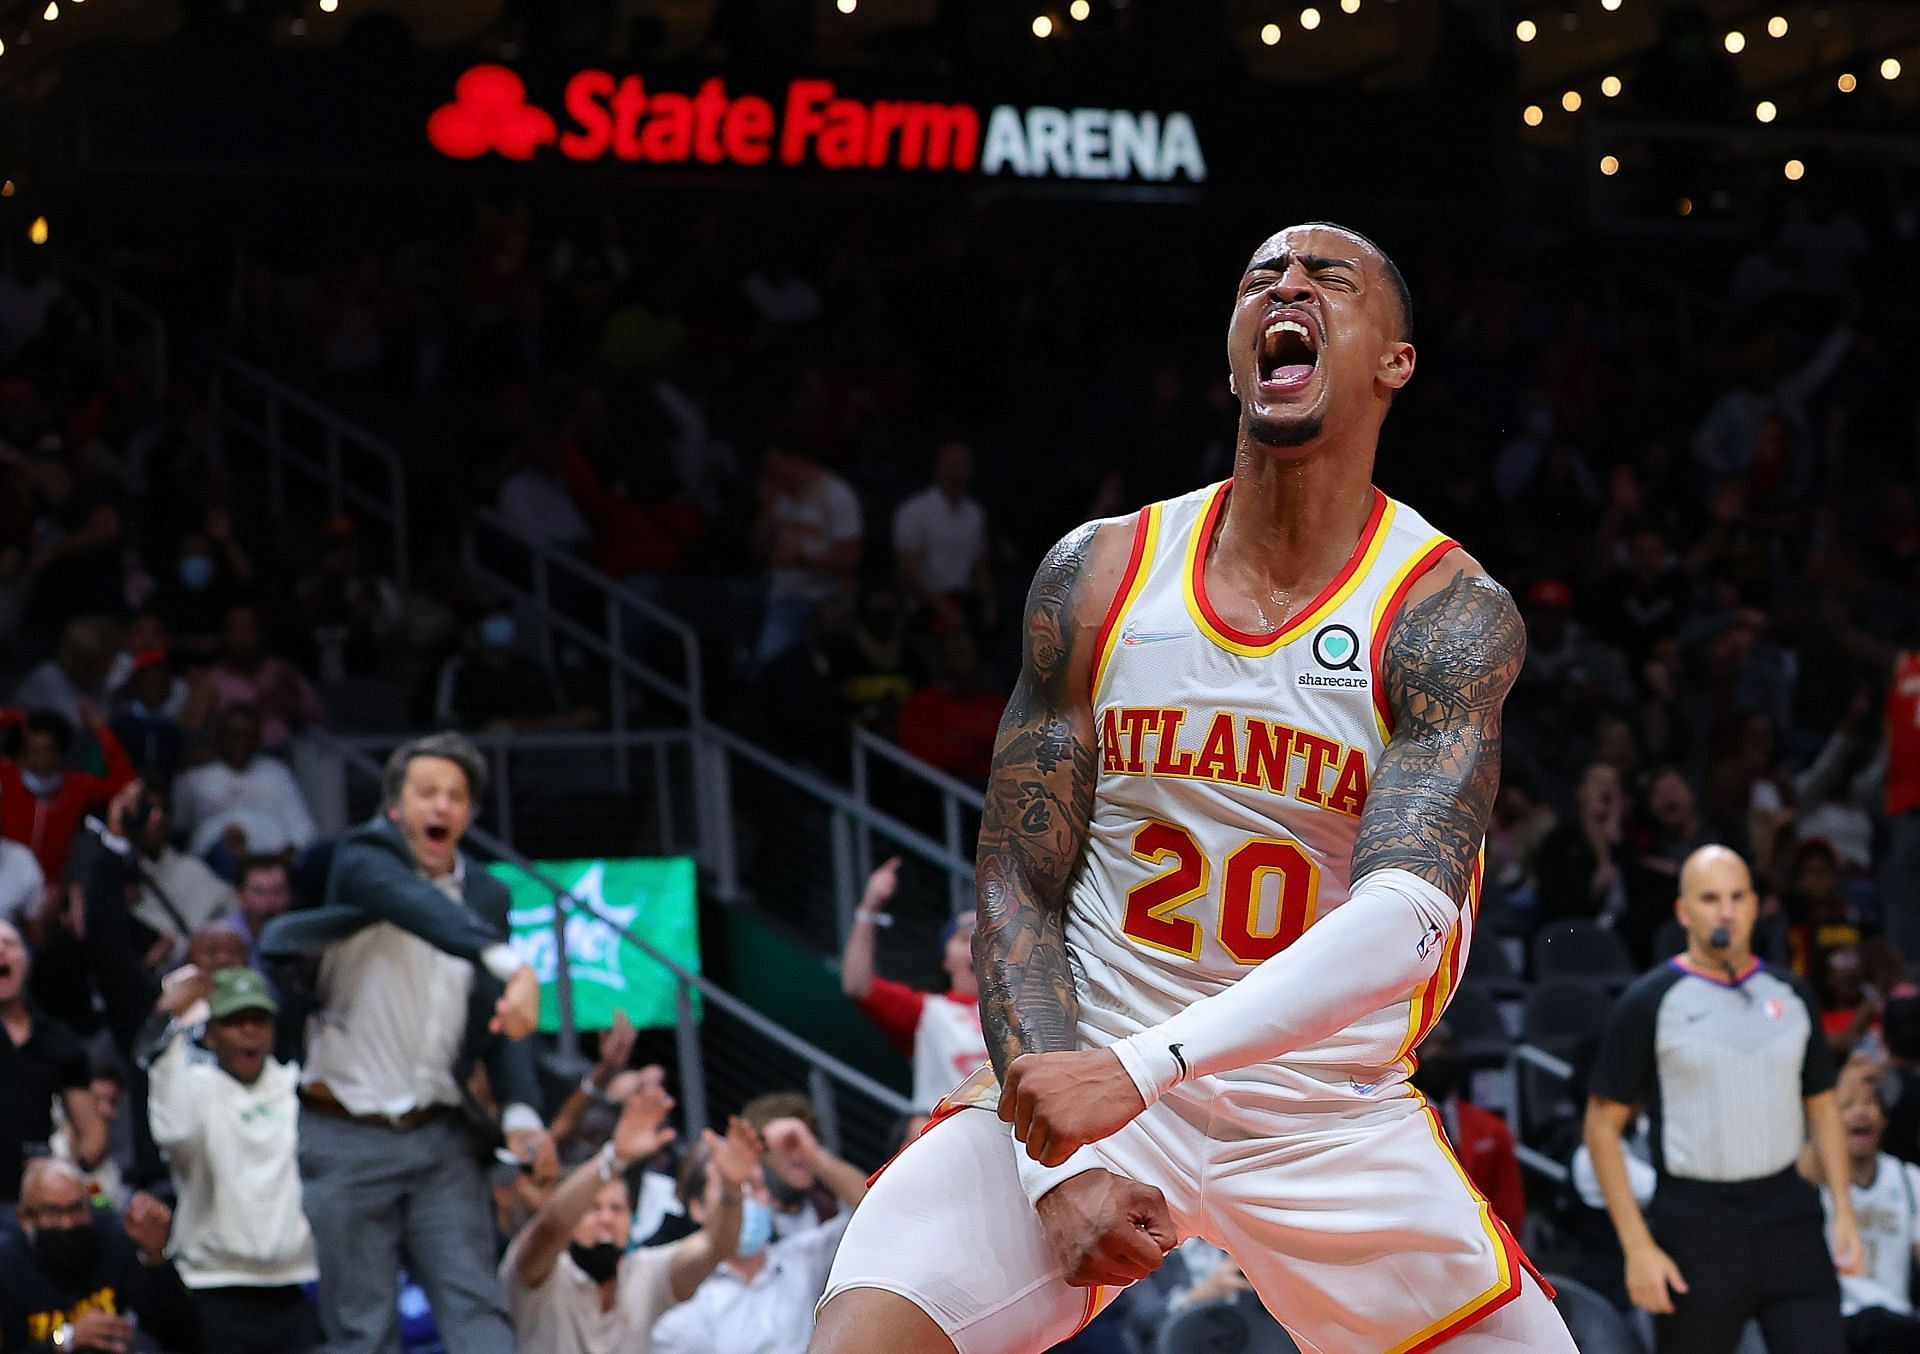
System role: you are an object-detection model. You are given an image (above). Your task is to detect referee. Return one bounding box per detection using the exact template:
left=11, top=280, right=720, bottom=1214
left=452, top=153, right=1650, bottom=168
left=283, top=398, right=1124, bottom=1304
left=1584, top=844, right=1863, bottom=1352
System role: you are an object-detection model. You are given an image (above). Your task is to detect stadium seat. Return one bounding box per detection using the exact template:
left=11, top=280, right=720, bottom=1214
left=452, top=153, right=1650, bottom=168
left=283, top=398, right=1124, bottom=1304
left=1462, top=933, right=1529, bottom=996
left=1544, top=1275, right=1646, bottom=1354
left=1515, top=979, right=1614, bottom=1143
left=1532, top=921, right=1637, bottom=988
left=1442, top=984, right=1513, bottom=1067
left=1157, top=1293, right=1301, bottom=1354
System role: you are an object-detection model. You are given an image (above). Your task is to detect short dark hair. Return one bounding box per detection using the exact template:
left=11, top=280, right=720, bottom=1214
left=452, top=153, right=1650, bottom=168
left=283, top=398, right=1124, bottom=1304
left=380, top=732, right=487, bottom=808
left=740, top=1090, right=818, bottom=1135
left=1293, top=220, right=1413, bottom=342
left=22, top=710, right=73, bottom=753
left=236, top=853, right=289, bottom=889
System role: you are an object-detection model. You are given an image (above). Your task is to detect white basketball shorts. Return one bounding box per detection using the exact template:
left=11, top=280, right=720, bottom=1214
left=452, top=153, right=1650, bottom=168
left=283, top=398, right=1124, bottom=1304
left=820, top=1078, right=1542, bottom=1354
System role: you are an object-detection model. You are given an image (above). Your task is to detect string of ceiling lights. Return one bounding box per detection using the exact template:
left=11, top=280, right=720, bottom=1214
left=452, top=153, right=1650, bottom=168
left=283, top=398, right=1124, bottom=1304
left=1514, top=1, right=1913, bottom=195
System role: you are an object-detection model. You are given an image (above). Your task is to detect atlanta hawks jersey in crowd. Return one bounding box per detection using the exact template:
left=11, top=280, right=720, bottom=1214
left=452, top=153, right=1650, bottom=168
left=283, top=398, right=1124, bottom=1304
left=1067, top=480, right=1479, bottom=1118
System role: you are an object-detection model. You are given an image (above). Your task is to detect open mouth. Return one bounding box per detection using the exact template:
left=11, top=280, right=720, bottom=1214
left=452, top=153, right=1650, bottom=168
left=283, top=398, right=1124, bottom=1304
left=0, top=962, right=16, bottom=984
left=423, top=824, right=452, bottom=847
left=1258, top=312, right=1320, bottom=394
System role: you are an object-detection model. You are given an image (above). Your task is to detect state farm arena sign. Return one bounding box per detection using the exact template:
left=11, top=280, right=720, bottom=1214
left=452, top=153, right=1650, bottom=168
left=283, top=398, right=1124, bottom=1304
left=427, top=66, right=1208, bottom=184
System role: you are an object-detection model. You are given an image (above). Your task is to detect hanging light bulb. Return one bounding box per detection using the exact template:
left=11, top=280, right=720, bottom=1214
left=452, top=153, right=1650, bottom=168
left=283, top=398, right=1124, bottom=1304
left=1724, top=30, right=1745, bottom=53
left=1260, top=22, right=1281, bottom=44
left=1522, top=104, right=1545, bottom=126
left=1561, top=89, right=1582, bottom=112
left=1767, top=16, right=1788, bottom=37
left=1300, top=7, right=1321, bottom=30
left=1754, top=100, right=1777, bottom=123
left=1031, top=13, right=1053, bottom=36
left=1599, top=155, right=1619, bottom=176
left=28, top=216, right=48, bottom=245
left=1784, top=159, right=1805, bottom=181
left=42, top=2, right=57, bottom=21
left=1601, top=75, right=1622, bottom=97
left=1070, top=0, right=1091, bottom=18
left=1515, top=19, right=1536, bottom=41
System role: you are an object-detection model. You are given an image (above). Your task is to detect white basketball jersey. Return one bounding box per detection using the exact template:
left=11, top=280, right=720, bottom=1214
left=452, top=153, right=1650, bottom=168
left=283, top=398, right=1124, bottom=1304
left=1068, top=480, right=1480, bottom=1119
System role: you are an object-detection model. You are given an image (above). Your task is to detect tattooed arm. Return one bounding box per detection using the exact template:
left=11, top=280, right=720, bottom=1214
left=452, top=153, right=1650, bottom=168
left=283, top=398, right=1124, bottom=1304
left=1002, top=552, right=1527, bottom=1165
left=1352, top=553, right=1525, bottom=900
left=975, top=519, right=1134, bottom=1079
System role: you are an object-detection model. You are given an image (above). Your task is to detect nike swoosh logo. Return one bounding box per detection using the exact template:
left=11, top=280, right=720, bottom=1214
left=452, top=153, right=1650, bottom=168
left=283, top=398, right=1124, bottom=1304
left=1121, top=627, right=1189, bottom=646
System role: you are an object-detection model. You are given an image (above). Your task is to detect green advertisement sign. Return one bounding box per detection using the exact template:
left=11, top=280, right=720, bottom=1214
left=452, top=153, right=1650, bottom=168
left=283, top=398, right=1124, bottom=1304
left=490, top=857, right=700, bottom=1033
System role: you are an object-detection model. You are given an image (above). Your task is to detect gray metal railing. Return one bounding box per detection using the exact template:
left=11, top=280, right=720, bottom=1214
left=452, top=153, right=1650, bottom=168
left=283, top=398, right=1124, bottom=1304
left=53, top=255, right=169, bottom=401
left=209, top=355, right=411, bottom=592
left=850, top=726, right=982, bottom=922
left=311, top=728, right=915, bottom=1157
left=1509, top=1042, right=1575, bottom=1185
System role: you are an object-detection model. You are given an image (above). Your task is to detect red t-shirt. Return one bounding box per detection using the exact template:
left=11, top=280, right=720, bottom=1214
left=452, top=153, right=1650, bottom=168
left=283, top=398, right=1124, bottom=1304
left=1888, top=652, right=1920, bottom=818
left=897, top=687, right=1003, bottom=783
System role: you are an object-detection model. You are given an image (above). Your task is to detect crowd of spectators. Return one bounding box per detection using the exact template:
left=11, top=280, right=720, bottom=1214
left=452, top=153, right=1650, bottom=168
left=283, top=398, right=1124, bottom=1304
left=1, top=48, right=1919, bottom=1346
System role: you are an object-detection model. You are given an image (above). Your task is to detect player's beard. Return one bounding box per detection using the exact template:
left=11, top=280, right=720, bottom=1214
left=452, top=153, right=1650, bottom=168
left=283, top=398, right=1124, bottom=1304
left=1247, top=410, right=1324, bottom=449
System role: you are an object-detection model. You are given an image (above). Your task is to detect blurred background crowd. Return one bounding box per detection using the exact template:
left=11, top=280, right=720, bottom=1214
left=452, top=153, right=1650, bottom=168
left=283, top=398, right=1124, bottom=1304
left=0, top=0, right=1918, bottom=1350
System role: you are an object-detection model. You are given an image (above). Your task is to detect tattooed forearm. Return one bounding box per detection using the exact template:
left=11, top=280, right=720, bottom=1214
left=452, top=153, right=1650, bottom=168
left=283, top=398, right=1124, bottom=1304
left=1351, top=567, right=1525, bottom=900
left=974, top=524, right=1103, bottom=1080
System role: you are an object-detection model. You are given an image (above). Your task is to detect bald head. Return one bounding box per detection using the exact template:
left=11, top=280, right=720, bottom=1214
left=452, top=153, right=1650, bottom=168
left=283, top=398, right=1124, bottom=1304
left=21, top=1156, right=88, bottom=1202
left=1678, top=844, right=1752, bottom=900
left=1676, top=844, right=1759, bottom=966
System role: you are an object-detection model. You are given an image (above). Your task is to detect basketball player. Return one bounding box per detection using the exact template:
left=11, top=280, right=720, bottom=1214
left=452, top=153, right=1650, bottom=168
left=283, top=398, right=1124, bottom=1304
left=810, top=223, right=1576, bottom=1353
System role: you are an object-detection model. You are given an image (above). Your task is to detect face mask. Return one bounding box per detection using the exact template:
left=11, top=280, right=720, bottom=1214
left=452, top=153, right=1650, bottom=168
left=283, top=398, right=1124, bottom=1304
left=478, top=615, right=516, bottom=651
left=32, top=1223, right=98, bottom=1282
left=735, top=1197, right=774, bottom=1258
left=1412, top=1054, right=1465, bottom=1104
left=179, top=555, right=215, bottom=591
left=568, top=1241, right=622, bottom=1284
left=20, top=770, right=62, bottom=798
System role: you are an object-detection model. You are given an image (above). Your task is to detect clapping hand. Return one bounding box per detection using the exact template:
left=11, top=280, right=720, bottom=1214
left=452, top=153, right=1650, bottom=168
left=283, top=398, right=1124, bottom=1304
left=154, top=965, right=215, bottom=1019
left=491, top=966, right=541, bottom=1039
left=611, top=1072, right=678, bottom=1166
left=761, top=1115, right=822, bottom=1181
left=704, top=1115, right=765, bottom=1192
left=124, top=1190, right=173, bottom=1261
left=591, top=1010, right=637, bottom=1091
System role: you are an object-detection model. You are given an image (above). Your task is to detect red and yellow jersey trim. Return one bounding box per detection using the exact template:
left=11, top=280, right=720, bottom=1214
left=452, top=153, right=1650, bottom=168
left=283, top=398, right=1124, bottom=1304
left=1382, top=1097, right=1542, bottom=1354
left=1184, top=483, right=1394, bottom=658
left=1090, top=503, right=1161, bottom=705
left=1368, top=534, right=1461, bottom=740
left=1391, top=853, right=1483, bottom=1069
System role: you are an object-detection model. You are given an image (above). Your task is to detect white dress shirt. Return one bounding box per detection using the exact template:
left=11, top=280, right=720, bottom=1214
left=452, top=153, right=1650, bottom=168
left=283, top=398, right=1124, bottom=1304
left=648, top=1213, right=852, bottom=1354
left=302, top=858, right=537, bottom=1132
left=134, top=847, right=237, bottom=941
left=172, top=756, right=318, bottom=857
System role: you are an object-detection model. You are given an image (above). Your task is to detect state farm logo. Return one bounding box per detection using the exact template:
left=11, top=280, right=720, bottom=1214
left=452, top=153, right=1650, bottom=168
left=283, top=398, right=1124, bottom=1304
left=426, top=65, right=1207, bottom=184
left=429, top=67, right=556, bottom=161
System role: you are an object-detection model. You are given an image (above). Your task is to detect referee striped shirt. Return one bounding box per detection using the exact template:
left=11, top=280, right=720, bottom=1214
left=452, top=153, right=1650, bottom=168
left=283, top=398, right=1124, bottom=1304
left=1589, top=957, right=1836, bottom=1183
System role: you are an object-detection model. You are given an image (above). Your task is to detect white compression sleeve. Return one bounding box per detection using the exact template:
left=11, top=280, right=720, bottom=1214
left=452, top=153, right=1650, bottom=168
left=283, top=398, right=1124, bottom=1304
left=1108, top=869, right=1460, bottom=1107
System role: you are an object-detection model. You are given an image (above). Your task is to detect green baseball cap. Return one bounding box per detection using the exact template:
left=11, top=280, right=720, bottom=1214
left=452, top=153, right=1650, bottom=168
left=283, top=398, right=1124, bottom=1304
left=207, top=967, right=279, bottom=1021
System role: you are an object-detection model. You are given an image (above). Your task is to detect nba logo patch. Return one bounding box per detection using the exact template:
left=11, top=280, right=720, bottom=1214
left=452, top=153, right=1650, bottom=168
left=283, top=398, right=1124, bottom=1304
left=1764, top=997, right=1786, bottom=1021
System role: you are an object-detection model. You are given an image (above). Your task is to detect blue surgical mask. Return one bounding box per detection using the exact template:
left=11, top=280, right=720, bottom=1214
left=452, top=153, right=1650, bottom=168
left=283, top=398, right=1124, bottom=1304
left=20, top=770, right=62, bottom=798
left=179, top=555, right=215, bottom=591
left=735, top=1197, right=774, bottom=1258
left=478, top=615, right=516, bottom=651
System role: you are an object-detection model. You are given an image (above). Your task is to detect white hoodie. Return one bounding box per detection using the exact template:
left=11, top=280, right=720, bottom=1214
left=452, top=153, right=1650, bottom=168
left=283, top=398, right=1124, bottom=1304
left=147, top=1030, right=318, bottom=1288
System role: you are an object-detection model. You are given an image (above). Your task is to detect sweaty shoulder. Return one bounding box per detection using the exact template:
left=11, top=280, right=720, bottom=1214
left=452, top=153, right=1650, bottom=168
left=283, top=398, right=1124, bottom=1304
left=1020, top=514, right=1145, bottom=708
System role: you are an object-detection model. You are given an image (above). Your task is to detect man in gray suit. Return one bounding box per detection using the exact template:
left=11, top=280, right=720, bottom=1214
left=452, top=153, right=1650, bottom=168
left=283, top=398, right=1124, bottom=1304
left=262, top=732, right=546, bottom=1354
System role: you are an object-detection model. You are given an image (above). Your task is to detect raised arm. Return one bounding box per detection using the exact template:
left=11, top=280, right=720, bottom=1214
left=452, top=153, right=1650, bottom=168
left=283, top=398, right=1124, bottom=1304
left=1002, top=554, right=1526, bottom=1164
left=974, top=520, right=1131, bottom=1079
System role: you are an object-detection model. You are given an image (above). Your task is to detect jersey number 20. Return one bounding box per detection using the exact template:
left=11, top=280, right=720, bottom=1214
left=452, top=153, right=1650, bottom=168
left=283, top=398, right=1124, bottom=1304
left=1121, top=820, right=1319, bottom=964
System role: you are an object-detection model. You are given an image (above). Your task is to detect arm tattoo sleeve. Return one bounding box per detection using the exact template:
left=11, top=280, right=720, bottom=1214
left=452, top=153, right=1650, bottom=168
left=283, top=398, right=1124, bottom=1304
left=1351, top=567, right=1526, bottom=901
left=974, top=523, right=1102, bottom=1079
